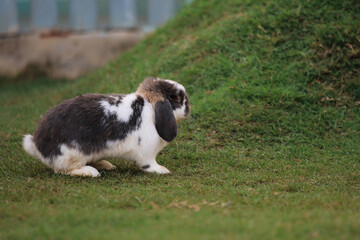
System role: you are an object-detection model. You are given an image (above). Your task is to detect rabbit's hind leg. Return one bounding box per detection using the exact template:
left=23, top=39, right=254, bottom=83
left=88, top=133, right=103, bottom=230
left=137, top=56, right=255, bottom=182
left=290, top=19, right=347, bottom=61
left=53, top=146, right=100, bottom=177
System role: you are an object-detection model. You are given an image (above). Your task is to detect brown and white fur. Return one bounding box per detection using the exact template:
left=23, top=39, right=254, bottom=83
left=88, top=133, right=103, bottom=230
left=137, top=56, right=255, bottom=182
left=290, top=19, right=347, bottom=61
left=23, top=77, right=190, bottom=177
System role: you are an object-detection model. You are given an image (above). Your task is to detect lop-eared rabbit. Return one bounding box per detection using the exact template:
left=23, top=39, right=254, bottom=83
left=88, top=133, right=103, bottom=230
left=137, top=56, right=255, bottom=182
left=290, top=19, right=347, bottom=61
left=23, top=77, right=190, bottom=177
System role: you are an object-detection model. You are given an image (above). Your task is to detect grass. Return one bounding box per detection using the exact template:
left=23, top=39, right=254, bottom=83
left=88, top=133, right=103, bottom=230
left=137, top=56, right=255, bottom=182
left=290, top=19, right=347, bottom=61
left=1, top=0, right=360, bottom=239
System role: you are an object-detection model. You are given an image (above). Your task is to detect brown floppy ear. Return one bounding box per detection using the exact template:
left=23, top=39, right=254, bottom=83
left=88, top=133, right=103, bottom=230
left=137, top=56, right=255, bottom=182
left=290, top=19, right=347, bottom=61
left=155, top=100, right=177, bottom=142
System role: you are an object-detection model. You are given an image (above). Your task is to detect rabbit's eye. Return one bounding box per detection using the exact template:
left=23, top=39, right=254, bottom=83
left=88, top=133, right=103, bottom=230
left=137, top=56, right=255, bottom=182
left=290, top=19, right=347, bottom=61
left=169, top=94, right=179, bottom=102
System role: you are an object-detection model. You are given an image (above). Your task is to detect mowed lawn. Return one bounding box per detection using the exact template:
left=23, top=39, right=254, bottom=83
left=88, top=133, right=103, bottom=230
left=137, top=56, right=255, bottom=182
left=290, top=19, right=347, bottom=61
left=1, top=0, right=359, bottom=239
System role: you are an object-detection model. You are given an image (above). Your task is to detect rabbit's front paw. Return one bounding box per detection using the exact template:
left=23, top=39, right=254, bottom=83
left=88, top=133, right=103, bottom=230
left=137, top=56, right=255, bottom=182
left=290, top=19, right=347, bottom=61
left=90, top=160, right=116, bottom=170
left=142, top=164, right=171, bottom=174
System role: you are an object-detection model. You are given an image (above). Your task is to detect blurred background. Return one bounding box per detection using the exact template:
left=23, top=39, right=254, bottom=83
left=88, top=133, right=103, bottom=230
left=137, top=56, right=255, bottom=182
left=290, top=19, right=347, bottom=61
left=0, top=0, right=193, bottom=79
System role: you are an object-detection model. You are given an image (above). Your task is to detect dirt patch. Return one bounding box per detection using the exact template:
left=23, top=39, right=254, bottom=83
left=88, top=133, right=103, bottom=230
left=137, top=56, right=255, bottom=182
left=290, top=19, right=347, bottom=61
left=0, top=30, right=145, bottom=79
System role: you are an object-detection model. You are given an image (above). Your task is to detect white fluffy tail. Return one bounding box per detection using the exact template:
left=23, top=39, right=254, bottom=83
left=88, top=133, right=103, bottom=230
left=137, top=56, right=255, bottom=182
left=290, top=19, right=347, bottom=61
left=23, top=134, right=42, bottom=160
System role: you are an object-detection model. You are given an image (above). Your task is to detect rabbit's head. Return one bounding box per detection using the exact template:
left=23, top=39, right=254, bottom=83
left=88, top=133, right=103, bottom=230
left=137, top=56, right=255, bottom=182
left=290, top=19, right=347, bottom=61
left=136, top=77, right=190, bottom=142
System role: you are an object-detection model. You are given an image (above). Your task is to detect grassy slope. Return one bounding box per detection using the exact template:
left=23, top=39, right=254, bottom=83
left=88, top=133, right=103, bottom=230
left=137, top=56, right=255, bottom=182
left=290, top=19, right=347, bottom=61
left=1, top=0, right=360, bottom=239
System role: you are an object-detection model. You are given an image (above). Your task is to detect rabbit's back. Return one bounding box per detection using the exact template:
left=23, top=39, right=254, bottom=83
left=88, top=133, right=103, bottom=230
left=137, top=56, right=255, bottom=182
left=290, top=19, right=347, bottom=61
left=33, top=93, right=145, bottom=160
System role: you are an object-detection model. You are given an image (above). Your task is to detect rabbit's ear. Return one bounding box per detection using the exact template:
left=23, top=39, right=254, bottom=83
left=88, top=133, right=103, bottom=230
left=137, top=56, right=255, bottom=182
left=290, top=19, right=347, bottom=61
left=155, top=100, right=177, bottom=142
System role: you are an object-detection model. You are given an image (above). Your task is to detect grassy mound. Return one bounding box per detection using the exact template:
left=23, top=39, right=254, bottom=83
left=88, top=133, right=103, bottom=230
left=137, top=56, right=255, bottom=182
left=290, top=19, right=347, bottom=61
left=1, top=0, right=359, bottom=239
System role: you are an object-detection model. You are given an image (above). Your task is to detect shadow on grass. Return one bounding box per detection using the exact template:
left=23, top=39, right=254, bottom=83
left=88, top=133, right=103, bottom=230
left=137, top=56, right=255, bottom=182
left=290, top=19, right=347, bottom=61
left=25, top=161, right=146, bottom=181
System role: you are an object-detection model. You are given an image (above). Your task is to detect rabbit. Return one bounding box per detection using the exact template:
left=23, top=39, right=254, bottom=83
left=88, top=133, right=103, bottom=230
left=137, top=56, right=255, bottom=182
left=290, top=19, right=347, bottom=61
left=23, top=77, right=190, bottom=177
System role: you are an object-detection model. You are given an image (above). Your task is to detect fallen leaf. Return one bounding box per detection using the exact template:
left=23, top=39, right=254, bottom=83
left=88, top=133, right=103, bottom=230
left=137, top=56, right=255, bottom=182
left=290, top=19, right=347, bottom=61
left=208, top=202, right=219, bottom=206
left=188, top=204, right=201, bottom=212
left=150, top=202, right=160, bottom=210
left=221, top=201, right=232, bottom=208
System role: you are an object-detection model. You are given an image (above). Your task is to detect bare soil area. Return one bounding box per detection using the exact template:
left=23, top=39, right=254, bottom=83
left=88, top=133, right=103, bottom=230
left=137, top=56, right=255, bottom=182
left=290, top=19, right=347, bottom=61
left=0, top=30, right=145, bottom=79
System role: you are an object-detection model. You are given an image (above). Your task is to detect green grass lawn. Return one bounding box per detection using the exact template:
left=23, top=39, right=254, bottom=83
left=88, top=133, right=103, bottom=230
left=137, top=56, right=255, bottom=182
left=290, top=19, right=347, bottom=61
left=1, top=0, right=360, bottom=239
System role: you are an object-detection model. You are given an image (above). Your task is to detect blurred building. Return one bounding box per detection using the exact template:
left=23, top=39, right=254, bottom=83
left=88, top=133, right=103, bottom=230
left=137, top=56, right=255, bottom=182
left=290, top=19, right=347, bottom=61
left=0, top=0, right=193, bottom=34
